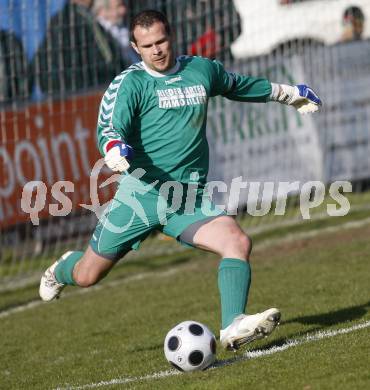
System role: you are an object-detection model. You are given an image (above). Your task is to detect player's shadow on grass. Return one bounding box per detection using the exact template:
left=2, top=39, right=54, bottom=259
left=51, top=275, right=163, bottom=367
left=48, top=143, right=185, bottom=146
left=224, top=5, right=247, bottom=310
left=237, top=300, right=370, bottom=355
left=127, top=343, right=163, bottom=353
left=284, top=300, right=370, bottom=327
left=213, top=301, right=370, bottom=370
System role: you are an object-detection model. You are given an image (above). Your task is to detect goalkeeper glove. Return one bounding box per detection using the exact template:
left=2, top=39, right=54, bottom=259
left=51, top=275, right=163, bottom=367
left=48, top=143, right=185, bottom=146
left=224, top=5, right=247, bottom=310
left=104, top=141, right=134, bottom=172
left=270, top=83, right=322, bottom=114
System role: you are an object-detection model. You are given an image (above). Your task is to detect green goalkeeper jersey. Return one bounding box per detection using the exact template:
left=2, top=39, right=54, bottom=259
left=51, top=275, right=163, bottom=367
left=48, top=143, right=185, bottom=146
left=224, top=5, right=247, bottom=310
left=97, top=55, right=271, bottom=184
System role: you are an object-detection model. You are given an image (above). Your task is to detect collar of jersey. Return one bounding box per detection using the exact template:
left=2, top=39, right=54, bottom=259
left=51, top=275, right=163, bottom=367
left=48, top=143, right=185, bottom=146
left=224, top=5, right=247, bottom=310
left=141, top=59, right=181, bottom=78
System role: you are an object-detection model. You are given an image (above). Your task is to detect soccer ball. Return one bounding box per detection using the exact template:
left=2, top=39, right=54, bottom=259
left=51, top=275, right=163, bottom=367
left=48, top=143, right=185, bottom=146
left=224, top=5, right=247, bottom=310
left=164, top=320, right=216, bottom=372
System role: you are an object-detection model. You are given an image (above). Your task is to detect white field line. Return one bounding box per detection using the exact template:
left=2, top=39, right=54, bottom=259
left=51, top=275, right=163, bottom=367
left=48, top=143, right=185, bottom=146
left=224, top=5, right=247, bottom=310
left=0, top=265, right=194, bottom=319
left=55, top=321, right=370, bottom=390
left=254, top=215, right=370, bottom=251
left=247, top=203, right=370, bottom=236
left=1, top=216, right=370, bottom=320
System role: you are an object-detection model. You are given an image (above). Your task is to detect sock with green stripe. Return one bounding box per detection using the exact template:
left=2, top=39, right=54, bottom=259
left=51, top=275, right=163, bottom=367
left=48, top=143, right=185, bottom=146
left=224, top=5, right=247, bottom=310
left=218, top=258, right=251, bottom=329
left=54, top=251, right=83, bottom=285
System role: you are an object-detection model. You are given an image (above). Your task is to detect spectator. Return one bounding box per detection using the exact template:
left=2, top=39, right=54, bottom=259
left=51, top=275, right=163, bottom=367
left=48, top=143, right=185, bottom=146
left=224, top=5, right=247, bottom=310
left=184, top=0, right=220, bottom=59
left=32, top=0, right=128, bottom=96
left=341, top=6, right=365, bottom=42
left=188, top=28, right=220, bottom=59
left=0, top=0, right=66, bottom=103
left=93, top=0, right=139, bottom=64
left=182, top=0, right=240, bottom=61
left=0, top=29, right=29, bottom=104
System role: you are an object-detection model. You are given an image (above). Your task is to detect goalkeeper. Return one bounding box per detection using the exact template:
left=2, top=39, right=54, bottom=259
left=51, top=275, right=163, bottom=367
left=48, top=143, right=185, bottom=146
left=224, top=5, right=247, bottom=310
left=40, top=10, right=322, bottom=350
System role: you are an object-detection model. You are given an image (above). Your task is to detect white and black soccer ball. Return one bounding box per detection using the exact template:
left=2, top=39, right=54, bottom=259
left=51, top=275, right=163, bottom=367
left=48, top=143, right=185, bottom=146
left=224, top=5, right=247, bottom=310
left=164, top=320, right=216, bottom=372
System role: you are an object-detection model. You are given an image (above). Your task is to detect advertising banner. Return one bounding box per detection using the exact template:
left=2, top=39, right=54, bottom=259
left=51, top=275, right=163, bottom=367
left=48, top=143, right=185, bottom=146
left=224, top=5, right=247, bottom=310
left=313, top=41, right=370, bottom=182
left=207, top=55, right=324, bottom=210
left=0, top=93, right=114, bottom=228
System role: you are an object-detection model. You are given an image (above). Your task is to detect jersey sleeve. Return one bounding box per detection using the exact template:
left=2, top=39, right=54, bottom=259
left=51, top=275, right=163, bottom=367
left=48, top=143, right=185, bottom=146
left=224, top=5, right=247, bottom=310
left=209, top=59, right=272, bottom=103
left=96, top=72, right=140, bottom=156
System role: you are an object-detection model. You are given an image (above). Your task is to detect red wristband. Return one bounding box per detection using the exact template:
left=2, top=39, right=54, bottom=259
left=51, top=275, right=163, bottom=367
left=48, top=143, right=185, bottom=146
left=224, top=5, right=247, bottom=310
left=106, top=140, right=122, bottom=152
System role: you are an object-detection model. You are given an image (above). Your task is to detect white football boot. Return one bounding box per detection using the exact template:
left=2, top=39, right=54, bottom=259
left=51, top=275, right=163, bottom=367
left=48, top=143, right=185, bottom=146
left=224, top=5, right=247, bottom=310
left=39, top=251, right=71, bottom=301
left=220, top=308, right=281, bottom=350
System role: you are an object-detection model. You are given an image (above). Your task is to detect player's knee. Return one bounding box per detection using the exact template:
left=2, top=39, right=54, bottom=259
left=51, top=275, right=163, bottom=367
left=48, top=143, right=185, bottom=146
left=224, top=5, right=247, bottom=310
left=223, top=229, right=252, bottom=258
left=238, top=233, right=252, bottom=258
left=73, top=270, right=101, bottom=288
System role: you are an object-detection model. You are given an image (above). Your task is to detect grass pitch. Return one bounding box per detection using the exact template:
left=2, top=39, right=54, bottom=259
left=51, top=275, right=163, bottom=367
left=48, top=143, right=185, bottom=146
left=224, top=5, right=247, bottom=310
left=0, top=216, right=370, bottom=389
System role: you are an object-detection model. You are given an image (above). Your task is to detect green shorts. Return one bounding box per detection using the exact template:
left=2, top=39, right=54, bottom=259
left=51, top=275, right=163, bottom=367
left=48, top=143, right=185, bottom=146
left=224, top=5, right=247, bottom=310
left=89, top=173, right=225, bottom=261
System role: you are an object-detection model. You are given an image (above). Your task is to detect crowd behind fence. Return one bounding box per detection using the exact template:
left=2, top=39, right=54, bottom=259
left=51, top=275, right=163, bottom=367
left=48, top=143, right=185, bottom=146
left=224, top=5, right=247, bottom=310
left=0, top=0, right=240, bottom=105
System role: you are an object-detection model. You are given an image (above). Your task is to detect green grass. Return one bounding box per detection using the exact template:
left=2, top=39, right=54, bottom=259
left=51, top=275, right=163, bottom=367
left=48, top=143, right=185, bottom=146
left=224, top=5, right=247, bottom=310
left=1, top=214, right=370, bottom=389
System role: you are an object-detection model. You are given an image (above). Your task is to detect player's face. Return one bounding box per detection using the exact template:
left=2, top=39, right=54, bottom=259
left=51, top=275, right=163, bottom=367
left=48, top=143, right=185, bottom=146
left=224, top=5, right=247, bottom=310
left=353, top=19, right=364, bottom=38
left=105, top=0, right=126, bottom=25
left=131, top=21, right=175, bottom=72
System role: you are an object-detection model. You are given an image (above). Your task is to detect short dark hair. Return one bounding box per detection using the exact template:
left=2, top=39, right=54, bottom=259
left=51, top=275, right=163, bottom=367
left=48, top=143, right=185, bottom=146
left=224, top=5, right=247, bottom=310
left=343, top=6, right=365, bottom=21
left=130, top=9, right=171, bottom=43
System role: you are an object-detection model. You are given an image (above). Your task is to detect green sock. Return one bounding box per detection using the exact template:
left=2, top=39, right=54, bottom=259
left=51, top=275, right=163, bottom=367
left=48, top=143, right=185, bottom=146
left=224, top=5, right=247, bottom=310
left=54, top=251, right=83, bottom=285
left=218, top=258, right=251, bottom=329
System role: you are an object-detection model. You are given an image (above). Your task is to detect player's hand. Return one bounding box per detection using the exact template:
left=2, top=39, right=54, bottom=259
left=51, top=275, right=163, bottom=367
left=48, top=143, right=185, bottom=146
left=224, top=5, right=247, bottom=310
left=291, top=84, right=322, bottom=114
left=104, top=142, right=134, bottom=172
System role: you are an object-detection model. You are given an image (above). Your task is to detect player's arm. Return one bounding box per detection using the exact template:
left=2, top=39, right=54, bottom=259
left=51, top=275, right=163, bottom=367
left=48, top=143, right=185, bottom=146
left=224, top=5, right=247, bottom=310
left=209, top=59, right=322, bottom=113
left=97, top=74, right=139, bottom=172
left=209, top=59, right=271, bottom=102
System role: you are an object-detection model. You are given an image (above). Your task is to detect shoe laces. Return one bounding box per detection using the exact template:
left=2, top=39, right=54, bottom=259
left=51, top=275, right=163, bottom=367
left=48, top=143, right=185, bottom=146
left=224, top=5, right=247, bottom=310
left=44, top=270, right=61, bottom=288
